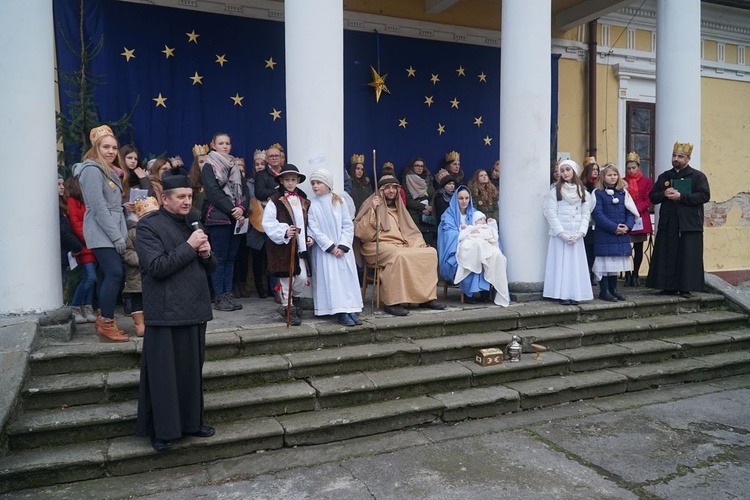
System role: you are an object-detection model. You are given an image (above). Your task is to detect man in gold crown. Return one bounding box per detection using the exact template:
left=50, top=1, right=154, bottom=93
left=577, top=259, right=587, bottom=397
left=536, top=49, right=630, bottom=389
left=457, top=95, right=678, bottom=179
left=646, top=142, right=710, bottom=296
left=354, top=175, right=445, bottom=316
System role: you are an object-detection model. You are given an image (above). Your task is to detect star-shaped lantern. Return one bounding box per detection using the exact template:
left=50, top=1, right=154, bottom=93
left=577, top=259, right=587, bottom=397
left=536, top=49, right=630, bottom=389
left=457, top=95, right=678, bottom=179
left=368, top=66, right=390, bottom=103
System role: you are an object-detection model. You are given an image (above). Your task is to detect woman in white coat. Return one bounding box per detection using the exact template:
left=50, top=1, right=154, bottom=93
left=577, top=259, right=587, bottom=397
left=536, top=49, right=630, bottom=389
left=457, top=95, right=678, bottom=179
left=542, top=160, right=594, bottom=304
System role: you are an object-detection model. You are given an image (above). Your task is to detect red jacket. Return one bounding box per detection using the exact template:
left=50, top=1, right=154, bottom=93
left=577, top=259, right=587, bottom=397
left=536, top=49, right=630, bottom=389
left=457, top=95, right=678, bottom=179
left=66, top=197, right=96, bottom=264
left=628, top=175, right=653, bottom=235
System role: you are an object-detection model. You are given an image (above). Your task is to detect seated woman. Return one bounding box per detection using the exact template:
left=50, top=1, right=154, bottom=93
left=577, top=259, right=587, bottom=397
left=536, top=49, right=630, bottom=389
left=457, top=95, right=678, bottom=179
left=468, top=169, right=499, bottom=225
left=402, top=157, right=435, bottom=245
left=438, top=186, right=510, bottom=306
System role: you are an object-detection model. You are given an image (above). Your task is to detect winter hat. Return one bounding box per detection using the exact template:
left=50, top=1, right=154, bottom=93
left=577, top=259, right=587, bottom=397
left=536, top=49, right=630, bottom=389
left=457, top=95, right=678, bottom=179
left=377, top=175, right=400, bottom=189
left=439, top=174, right=457, bottom=188
left=310, top=168, right=334, bottom=192
left=558, top=159, right=580, bottom=175
left=275, top=163, right=306, bottom=183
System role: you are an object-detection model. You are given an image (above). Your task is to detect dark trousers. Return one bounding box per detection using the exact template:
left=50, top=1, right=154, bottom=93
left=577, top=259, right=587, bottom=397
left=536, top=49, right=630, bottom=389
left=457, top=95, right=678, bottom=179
left=91, top=247, right=124, bottom=319
left=207, top=225, right=242, bottom=295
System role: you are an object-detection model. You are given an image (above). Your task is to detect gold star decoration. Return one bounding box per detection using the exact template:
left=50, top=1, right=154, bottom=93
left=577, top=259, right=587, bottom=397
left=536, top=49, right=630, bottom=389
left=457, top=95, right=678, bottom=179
left=450, top=98, right=460, bottom=109
left=265, top=57, right=277, bottom=70
left=189, top=72, right=203, bottom=85
left=230, top=93, right=244, bottom=106
left=478, top=71, right=487, bottom=82
left=430, top=73, right=440, bottom=85
left=474, top=116, right=483, bottom=127
left=121, top=47, right=135, bottom=62
left=153, top=93, right=167, bottom=108
left=483, top=136, right=493, bottom=146
left=424, top=96, right=434, bottom=107
left=437, top=123, right=446, bottom=135
left=270, top=108, right=282, bottom=121
left=186, top=30, right=200, bottom=43
left=368, top=66, right=390, bottom=103
left=162, top=45, right=175, bottom=58
left=406, top=66, right=416, bottom=77
left=398, top=118, right=408, bottom=128
left=215, top=54, right=228, bottom=67
left=456, top=66, right=466, bottom=76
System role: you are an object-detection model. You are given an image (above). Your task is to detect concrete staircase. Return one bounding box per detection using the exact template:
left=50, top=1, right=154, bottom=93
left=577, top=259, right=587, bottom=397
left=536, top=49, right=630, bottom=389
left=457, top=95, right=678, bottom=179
left=2, top=291, right=750, bottom=492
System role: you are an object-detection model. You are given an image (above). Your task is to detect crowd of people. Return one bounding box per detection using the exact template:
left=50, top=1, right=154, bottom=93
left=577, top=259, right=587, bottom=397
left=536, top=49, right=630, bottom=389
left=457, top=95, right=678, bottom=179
left=56, top=125, right=709, bottom=451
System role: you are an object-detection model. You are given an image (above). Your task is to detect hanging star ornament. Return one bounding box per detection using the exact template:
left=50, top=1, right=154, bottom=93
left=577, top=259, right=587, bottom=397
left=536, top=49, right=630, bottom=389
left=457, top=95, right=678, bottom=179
left=230, top=93, right=244, bottom=106
left=215, top=54, right=228, bottom=67
left=189, top=72, right=203, bottom=85
left=265, top=57, right=277, bottom=70
left=483, top=136, right=493, bottom=146
left=161, top=46, right=175, bottom=58
left=398, top=118, right=408, bottom=129
left=368, top=66, right=390, bottom=103
left=186, top=30, right=200, bottom=43
left=269, top=108, right=282, bottom=121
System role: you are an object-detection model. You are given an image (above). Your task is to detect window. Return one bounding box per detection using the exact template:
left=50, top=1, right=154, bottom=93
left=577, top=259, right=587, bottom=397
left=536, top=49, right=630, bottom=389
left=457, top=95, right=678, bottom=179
left=626, top=101, right=655, bottom=180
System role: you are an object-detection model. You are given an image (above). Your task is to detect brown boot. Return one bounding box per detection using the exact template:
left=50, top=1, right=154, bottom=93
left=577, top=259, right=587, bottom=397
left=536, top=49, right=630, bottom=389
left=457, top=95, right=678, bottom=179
left=96, top=317, right=129, bottom=342
left=132, top=311, right=145, bottom=337
left=96, top=312, right=125, bottom=335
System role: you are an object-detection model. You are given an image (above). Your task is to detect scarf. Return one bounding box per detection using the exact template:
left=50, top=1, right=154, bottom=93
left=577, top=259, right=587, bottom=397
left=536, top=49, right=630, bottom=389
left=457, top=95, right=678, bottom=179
left=624, top=170, right=642, bottom=200
left=560, top=182, right=582, bottom=205
left=207, top=150, right=243, bottom=205
left=404, top=172, right=428, bottom=199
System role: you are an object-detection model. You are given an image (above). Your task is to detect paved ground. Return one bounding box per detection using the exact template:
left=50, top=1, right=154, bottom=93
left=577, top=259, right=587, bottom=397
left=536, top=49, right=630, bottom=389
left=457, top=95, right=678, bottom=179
left=5, top=375, right=749, bottom=499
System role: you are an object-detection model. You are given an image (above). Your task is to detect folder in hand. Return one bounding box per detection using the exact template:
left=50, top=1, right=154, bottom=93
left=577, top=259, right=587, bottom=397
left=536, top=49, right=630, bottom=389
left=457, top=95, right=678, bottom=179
left=672, top=177, right=692, bottom=195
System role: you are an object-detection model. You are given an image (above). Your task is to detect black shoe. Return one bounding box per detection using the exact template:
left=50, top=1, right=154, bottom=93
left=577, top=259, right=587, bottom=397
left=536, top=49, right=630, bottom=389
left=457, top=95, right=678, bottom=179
left=419, top=300, right=446, bottom=310
left=338, top=313, right=356, bottom=326
left=283, top=307, right=302, bottom=326
left=609, top=276, right=626, bottom=300
left=632, top=276, right=640, bottom=287
left=659, top=290, right=679, bottom=295
left=384, top=305, right=410, bottom=316
left=464, top=295, right=478, bottom=304
left=623, top=272, right=632, bottom=287
left=348, top=313, right=363, bottom=325
left=214, top=293, right=234, bottom=311
left=186, top=425, right=215, bottom=438
left=569, top=301, right=579, bottom=305
left=226, top=293, right=243, bottom=311
left=150, top=437, right=172, bottom=452
left=560, top=299, right=571, bottom=305
left=679, top=291, right=692, bottom=298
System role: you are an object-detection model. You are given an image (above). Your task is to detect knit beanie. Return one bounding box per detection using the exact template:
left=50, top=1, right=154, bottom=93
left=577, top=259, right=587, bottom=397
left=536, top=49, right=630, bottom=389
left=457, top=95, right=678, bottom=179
left=310, top=168, right=334, bottom=192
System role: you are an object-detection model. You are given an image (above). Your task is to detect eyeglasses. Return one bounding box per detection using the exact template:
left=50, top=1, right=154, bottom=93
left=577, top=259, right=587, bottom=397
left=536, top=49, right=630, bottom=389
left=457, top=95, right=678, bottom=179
left=268, top=154, right=280, bottom=158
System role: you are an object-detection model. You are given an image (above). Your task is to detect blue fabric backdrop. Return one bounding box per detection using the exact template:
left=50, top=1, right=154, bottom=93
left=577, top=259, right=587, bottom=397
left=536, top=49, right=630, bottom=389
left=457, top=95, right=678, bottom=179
left=54, top=0, right=558, bottom=178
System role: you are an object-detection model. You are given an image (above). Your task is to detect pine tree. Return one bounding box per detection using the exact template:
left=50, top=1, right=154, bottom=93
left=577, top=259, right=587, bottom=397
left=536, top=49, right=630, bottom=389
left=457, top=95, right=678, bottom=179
left=56, top=0, right=137, bottom=176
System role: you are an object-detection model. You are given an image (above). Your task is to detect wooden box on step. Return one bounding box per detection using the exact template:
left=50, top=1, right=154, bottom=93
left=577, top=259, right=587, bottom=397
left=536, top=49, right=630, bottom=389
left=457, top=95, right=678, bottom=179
left=475, top=348, right=504, bottom=366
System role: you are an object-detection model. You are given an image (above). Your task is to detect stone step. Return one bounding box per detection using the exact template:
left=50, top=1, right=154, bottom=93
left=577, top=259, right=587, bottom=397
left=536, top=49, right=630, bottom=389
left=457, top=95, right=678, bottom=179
left=3, top=348, right=750, bottom=493
left=14, top=327, right=747, bottom=450
left=27, top=293, right=728, bottom=377
left=19, top=311, right=748, bottom=412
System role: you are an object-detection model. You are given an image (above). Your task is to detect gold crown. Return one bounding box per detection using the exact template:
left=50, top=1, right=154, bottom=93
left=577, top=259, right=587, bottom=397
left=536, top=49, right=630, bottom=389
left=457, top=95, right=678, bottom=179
left=268, top=142, right=285, bottom=152
left=169, top=155, right=184, bottom=167
left=89, top=125, right=114, bottom=143
left=673, top=142, right=693, bottom=156
left=350, top=153, right=365, bottom=166
left=236, top=157, right=245, bottom=166
left=626, top=151, right=640, bottom=164
left=382, top=161, right=394, bottom=173
left=192, top=144, right=209, bottom=157
left=253, top=149, right=266, bottom=161
left=445, top=150, right=460, bottom=163
left=583, top=156, right=597, bottom=166
left=134, top=196, right=159, bottom=219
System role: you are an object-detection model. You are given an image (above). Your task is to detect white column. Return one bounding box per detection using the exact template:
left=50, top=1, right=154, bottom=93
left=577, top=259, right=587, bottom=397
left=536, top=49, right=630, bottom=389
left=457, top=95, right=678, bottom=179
left=498, top=0, right=551, bottom=291
left=656, top=0, right=701, bottom=173
left=284, top=0, right=344, bottom=192
left=0, top=1, right=60, bottom=314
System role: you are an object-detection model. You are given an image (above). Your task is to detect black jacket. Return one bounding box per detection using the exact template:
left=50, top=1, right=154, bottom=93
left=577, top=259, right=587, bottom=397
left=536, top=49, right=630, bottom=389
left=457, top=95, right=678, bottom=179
left=136, top=208, right=217, bottom=326
left=201, top=162, right=250, bottom=226
left=649, top=166, right=710, bottom=232
left=254, top=167, right=279, bottom=203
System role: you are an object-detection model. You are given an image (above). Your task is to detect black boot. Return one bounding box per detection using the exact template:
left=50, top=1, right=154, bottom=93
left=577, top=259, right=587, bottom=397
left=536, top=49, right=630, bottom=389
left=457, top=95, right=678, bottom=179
left=624, top=271, right=632, bottom=287
left=599, top=278, right=617, bottom=302
left=609, top=275, right=626, bottom=301
left=285, top=306, right=302, bottom=326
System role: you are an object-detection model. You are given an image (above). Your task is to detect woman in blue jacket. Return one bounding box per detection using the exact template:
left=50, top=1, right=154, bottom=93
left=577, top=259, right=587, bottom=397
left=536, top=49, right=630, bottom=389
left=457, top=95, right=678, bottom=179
left=592, top=164, right=637, bottom=301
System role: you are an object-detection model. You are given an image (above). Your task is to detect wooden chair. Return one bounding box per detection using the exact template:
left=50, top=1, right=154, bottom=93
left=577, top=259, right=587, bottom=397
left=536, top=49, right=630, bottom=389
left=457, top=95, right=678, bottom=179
left=361, top=261, right=380, bottom=309
left=442, top=279, right=464, bottom=303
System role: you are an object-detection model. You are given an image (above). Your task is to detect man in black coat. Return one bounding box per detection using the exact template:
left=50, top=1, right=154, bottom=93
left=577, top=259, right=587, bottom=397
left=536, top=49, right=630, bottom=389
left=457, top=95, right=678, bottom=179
left=646, top=141, right=710, bottom=296
left=135, top=171, right=217, bottom=452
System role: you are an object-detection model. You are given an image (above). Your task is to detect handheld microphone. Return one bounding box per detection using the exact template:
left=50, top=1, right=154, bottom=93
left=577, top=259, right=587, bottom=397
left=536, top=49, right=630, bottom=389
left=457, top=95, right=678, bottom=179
left=186, top=211, right=201, bottom=232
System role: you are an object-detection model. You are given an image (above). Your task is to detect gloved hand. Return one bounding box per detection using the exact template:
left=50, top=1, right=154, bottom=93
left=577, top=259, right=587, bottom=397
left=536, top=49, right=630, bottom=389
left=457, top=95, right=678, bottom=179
left=114, top=239, right=126, bottom=255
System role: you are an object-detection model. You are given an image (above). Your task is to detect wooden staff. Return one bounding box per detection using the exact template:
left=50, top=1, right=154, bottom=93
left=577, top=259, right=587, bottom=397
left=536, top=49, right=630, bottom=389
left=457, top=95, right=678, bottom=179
left=285, top=230, right=297, bottom=328
left=372, top=149, right=380, bottom=310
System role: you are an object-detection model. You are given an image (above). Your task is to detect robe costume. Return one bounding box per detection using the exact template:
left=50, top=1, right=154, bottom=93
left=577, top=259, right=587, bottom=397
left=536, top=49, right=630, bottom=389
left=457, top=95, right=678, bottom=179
left=354, top=187, right=438, bottom=306
left=437, top=187, right=509, bottom=305
left=646, top=165, right=710, bottom=292
left=455, top=220, right=510, bottom=306
left=135, top=207, right=216, bottom=442
left=308, top=193, right=363, bottom=316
